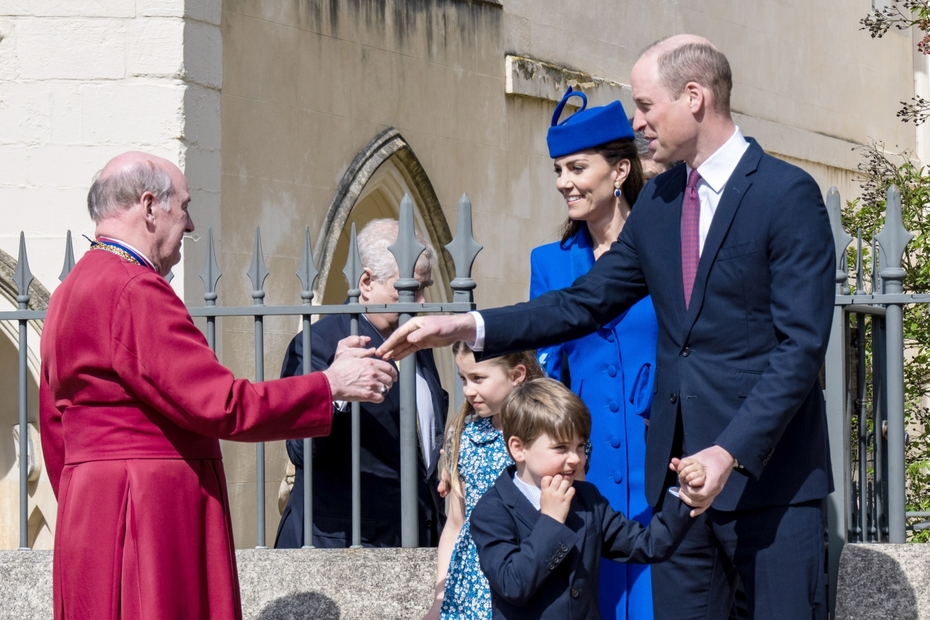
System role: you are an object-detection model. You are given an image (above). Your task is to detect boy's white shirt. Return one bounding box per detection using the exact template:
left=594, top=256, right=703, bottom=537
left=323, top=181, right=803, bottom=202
left=512, top=473, right=542, bottom=510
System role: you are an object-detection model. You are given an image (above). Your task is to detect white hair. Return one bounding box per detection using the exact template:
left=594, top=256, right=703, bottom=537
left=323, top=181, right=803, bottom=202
left=87, top=159, right=174, bottom=222
left=356, top=218, right=436, bottom=281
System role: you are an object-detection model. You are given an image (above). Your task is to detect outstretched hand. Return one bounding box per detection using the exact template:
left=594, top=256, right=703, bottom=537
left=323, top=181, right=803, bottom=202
left=322, top=335, right=398, bottom=403
left=377, top=314, right=478, bottom=361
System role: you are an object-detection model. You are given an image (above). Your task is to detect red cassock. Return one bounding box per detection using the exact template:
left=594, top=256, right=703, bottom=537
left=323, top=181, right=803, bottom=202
left=39, top=250, right=334, bottom=620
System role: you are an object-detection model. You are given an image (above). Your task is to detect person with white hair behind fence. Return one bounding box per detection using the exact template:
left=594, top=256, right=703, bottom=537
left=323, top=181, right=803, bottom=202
left=40, top=151, right=396, bottom=620
left=274, top=217, right=449, bottom=549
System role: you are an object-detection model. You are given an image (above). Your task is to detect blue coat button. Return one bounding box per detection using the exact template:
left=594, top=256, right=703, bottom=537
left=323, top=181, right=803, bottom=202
left=613, top=470, right=624, bottom=484
left=609, top=401, right=619, bottom=413
left=609, top=435, right=621, bottom=449
left=607, top=365, right=618, bottom=377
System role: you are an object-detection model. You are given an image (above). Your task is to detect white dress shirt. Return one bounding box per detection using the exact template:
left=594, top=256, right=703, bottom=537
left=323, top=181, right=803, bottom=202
left=415, top=365, right=436, bottom=470
left=512, top=472, right=542, bottom=510
left=686, top=127, right=750, bottom=255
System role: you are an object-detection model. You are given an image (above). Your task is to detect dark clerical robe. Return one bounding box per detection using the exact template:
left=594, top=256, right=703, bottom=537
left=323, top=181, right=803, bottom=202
left=40, top=249, right=334, bottom=620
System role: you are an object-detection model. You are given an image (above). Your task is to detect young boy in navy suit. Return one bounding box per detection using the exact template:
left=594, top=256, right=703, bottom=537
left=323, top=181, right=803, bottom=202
left=470, top=378, right=704, bottom=620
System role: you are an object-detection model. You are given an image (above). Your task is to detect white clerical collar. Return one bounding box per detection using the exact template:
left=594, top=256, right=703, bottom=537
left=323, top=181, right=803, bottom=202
left=687, top=126, right=750, bottom=194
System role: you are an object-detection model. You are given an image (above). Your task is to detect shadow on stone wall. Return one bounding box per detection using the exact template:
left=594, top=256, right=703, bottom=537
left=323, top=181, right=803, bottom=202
left=835, top=544, right=925, bottom=620
left=256, top=591, right=340, bottom=620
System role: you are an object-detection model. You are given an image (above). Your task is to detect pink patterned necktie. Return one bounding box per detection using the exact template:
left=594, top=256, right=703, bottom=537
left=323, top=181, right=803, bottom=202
left=681, top=168, right=702, bottom=310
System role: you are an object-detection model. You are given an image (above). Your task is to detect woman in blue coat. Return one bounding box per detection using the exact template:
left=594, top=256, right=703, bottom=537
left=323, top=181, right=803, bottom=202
left=530, top=87, right=658, bottom=620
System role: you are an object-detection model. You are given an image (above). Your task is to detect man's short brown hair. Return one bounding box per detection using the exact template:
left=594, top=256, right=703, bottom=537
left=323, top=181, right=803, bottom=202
left=649, top=39, right=732, bottom=114
left=500, top=378, right=591, bottom=452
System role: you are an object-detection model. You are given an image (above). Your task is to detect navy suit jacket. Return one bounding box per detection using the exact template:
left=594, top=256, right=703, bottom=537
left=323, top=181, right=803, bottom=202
left=274, top=311, right=448, bottom=548
left=470, top=466, right=693, bottom=620
left=483, top=140, right=835, bottom=511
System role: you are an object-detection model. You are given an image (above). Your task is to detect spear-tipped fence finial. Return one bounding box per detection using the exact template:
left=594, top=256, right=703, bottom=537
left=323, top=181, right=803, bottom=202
left=826, top=187, right=851, bottom=292
left=247, top=227, right=269, bottom=305
left=199, top=228, right=222, bottom=306
left=59, top=231, right=75, bottom=282
left=445, top=193, right=482, bottom=303
left=298, top=226, right=319, bottom=305
left=343, top=223, right=363, bottom=303
left=874, top=185, right=912, bottom=287
left=13, top=233, right=33, bottom=309
left=389, top=195, right=426, bottom=301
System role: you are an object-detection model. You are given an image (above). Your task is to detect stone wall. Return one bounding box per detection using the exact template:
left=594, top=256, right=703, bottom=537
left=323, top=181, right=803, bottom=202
left=835, top=543, right=930, bottom=619
left=0, top=0, right=223, bottom=550
left=3, top=544, right=930, bottom=619
left=0, top=0, right=222, bottom=298
left=0, top=548, right=437, bottom=620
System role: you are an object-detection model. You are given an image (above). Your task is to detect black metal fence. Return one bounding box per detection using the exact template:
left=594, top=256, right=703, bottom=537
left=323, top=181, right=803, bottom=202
left=0, top=193, right=480, bottom=550
left=823, top=185, right=930, bottom=611
left=2, top=185, right=928, bottom=615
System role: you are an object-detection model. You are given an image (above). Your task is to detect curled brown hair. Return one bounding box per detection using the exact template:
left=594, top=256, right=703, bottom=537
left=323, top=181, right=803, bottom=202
left=559, top=138, right=645, bottom=244
left=442, top=343, right=544, bottom=498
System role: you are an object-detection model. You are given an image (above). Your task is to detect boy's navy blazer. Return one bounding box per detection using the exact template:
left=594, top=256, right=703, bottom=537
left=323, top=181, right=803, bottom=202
left=482, top=140, right=836, bottom=511
left=470, top=466, right=693, bottom=620
left=275, top=310, right=448, bottom=548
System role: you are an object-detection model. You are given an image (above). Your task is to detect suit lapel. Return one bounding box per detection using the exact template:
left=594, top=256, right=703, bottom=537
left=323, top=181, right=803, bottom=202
left=358, top=317, right=402, bottom=411
left=496, top=467, right=543, bottom=532
left=416, top=348, right=445, bottom=478
left=368, top=319, right=444, bottom=479
left=649, top=165, right=688, bottom=334
left=683, top=142, right=762, bottom=333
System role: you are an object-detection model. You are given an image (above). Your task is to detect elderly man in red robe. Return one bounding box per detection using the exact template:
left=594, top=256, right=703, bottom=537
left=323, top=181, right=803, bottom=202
left=39, top=151, right=397, bottom=620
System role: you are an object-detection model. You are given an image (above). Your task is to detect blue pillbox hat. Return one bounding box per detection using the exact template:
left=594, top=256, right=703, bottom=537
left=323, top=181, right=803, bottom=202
left=546, top=87, right=635, bottom=158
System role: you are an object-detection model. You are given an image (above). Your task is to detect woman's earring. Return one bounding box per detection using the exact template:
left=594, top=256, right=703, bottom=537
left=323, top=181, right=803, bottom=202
left=614, top=187, right=622, bottom=198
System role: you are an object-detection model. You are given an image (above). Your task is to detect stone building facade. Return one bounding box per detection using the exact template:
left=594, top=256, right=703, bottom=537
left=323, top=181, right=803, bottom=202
left=0, top=0, right=922, bottom=548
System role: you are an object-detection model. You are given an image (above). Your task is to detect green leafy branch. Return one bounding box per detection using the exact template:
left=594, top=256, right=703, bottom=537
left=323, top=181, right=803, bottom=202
left=861, top=1, right=930, bottom=124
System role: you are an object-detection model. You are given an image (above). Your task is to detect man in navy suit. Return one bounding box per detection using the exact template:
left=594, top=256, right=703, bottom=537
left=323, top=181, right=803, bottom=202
left=380, top=34, right=834, bottom=618
left=275, top=219, right=448, bottom=548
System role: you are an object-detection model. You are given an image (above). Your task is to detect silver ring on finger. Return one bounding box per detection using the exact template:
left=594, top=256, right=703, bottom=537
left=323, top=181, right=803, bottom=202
left=380, top=383, right=389, bottom=396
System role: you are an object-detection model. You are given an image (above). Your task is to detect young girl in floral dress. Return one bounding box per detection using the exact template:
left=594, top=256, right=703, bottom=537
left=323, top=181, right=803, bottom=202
left=423, top=343, right=544, bottom=620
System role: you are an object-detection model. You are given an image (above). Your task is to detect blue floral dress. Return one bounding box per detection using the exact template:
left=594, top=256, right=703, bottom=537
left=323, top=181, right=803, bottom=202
left=440, top=416, right=513, bottom=619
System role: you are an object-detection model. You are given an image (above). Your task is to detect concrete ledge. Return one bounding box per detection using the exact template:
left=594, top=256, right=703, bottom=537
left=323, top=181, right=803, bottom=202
left=5, top=544, right=930, bottom=618
left=504, top=54, right=633, bottom=111
left=0, top=548, right=437, bottom=620
left=0, top=550, right=52, bottom=620
left=238, top=548, right=436, bottom=619
left=835, top=543, right=930, bottom=620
